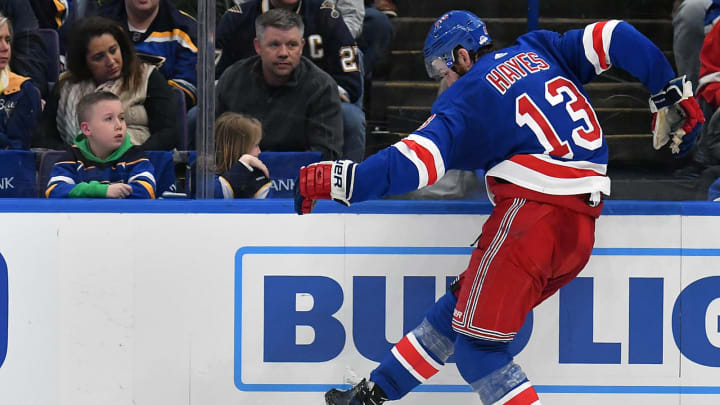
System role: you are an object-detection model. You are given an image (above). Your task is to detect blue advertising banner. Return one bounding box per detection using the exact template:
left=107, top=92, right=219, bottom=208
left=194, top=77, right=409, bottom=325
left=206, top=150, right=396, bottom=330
left=235, top=246, right=720, bottom=395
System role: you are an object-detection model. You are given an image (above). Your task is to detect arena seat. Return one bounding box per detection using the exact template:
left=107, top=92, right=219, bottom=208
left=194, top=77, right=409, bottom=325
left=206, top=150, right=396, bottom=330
left=0, top=150, right=38, bottom=197
left=36, top=150, right=65, bottom=197
left=259, top=151, right=322, bottom=198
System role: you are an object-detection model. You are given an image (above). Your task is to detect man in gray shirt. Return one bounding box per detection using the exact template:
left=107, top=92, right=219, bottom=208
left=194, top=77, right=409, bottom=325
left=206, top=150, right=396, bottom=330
left=216, top=8, right=343, bottom=160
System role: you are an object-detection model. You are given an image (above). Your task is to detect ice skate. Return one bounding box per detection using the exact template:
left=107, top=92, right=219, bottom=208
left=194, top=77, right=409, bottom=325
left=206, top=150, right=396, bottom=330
left=324, top=378, right=386, bottom=405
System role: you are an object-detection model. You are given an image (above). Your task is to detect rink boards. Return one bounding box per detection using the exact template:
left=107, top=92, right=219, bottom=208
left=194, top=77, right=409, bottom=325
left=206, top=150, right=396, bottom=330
left=0, top=199, right=718, bottom=404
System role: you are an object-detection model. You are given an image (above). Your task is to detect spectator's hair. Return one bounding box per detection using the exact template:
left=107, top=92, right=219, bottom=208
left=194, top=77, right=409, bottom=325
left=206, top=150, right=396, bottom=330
left=215, top=112, right=263, bottom=174
left=255, top=8, right=305, bottom=40
left=64, top=16, right=143, bottom=92
left=77, top=91, right=121, bottom=124
left=0, top=12, right=13, bottom=37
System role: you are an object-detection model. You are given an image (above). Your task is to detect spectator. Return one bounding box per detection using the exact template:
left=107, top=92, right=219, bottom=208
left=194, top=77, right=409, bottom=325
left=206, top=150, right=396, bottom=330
left=216, top=0, right=365, bottom=162
left=686, top=12, right=720, bottom=175
left=30, top=0, right=68, bottom=30
left=359, top=0, right=392, bottom=74
left=673, top=0, right=712, bottom=91
left=35, top=16, right=179, bottom=151
left=0, top=0, right=50, bottom=98
left=216, top=8, right=343, bottom=160
left=210, top=112, right=272, bottom=199
left=45, top=91, right=156, bottom=198
left=332, top=0, right=364, bottom=40
left=373, top=0, right=397, bottom=18
left=0, top=12, right=42, bottom=150
left=95, top=0, right=199, bottom=107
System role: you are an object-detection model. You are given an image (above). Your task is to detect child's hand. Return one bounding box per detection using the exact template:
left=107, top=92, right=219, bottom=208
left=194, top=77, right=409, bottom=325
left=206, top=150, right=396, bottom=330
left=106, top=183, right=132, bottom=198
left=240, top=154, right=270, bottom=178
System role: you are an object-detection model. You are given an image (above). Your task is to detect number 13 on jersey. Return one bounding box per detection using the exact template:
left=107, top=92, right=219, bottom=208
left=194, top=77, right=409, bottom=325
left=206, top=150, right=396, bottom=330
left=516, top=76, right=603, bottom=158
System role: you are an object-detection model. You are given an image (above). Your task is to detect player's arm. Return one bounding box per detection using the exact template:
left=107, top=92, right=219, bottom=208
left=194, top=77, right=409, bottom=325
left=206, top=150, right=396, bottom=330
left=296, top=113, right=451, bottom=214
left=551, top=20, right=672, bottom=90
left=557, top=21, right=704, bottom=156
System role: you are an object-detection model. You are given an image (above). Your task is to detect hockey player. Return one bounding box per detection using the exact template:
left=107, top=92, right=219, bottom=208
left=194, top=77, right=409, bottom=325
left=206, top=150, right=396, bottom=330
left=295, top=10, right=705, bottom=405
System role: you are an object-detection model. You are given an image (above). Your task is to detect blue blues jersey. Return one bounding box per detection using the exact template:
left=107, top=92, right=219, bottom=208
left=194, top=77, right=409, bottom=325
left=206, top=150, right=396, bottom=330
left=46, top=143, right=157, bottom=199
left=216, top=160, right=272, bottom=199
left=350, top=20, right=676, bottom=203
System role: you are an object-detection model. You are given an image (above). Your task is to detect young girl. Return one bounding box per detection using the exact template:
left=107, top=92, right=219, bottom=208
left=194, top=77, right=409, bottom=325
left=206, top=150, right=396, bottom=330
left=213, top=112, right=271, bottom=199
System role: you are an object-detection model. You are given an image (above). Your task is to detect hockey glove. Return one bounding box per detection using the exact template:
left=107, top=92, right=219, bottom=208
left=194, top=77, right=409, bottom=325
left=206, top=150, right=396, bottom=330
left=294, top=160, right=357, bottom=215
left=649, top=75, right=705, bottom=157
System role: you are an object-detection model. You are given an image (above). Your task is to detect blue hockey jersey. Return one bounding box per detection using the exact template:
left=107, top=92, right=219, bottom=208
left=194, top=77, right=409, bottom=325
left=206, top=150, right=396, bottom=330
left=350, top=20, right=676, bottom=203
left=46, top=134, right=157, bottom=199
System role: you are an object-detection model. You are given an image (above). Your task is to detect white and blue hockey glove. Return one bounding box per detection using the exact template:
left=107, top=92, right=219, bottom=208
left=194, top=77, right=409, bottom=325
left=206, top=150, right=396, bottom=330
left=649, top=75, right=705, bottom=157
left=295, top=160, right=357, bottom=214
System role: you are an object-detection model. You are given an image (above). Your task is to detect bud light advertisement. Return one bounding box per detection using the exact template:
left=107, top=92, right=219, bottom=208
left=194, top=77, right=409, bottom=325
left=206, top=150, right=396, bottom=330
left=235, top=245, right=720, bottom=395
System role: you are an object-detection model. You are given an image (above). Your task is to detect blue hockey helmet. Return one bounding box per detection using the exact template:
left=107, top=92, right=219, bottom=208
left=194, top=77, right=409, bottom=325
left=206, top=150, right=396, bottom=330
left=423, top=10, right=492, bottom=80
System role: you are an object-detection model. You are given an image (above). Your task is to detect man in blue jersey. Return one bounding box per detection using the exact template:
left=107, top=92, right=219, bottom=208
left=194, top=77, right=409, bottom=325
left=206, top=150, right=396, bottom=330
left=295, top=10, right=705, bottom=405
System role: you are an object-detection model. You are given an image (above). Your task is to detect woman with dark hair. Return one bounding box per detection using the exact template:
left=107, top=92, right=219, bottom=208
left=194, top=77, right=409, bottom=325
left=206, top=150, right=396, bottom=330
left=0, top=12, right=42, bottom=149
left=35, top=16, right=179, bottom=150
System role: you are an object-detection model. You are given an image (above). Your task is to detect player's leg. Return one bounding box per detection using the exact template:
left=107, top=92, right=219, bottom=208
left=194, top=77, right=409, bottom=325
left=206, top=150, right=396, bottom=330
left=454, top=334, right=539, bottom=404
left=369, top=289, right=457, bottom=398
left=451, top=195, right=596, bottom=404
left=449, top=197, right=543, bottom=404
left=325, top=290, right=458, bottom=404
